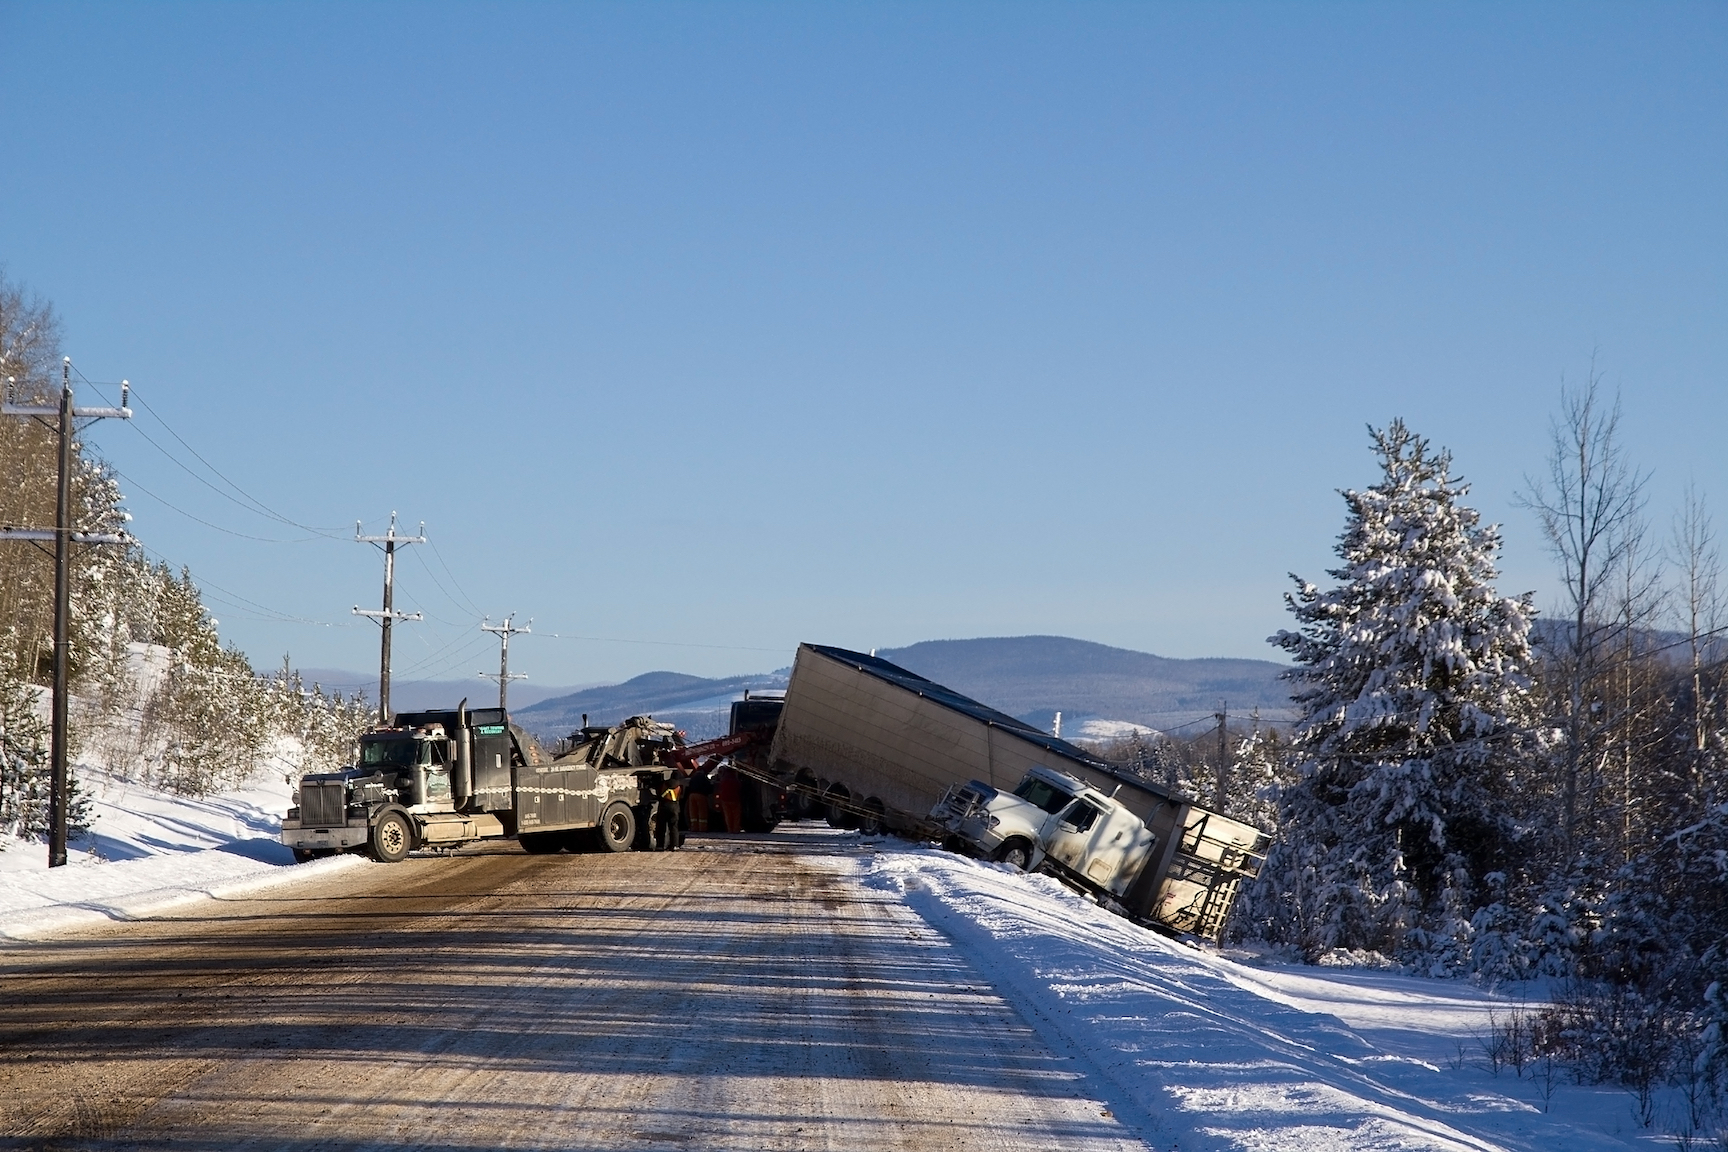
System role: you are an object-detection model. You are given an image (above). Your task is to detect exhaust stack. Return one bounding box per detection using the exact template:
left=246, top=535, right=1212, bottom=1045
left=454, top=697, right=472, bottom=805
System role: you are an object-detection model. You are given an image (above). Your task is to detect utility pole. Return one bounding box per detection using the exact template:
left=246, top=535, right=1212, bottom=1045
left=478, top=614, right=531, bottom=710
left=1213, top=703, right=1229, bottom=813
left=1, top=361, right=131, bottom=867
left=352, top=512, right=425, bottom=724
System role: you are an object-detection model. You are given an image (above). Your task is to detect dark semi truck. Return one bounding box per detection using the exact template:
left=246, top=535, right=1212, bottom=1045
left=280, top=703, right=685, bottom=862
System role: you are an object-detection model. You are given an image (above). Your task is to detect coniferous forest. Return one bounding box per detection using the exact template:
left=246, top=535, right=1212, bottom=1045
left=0, top=275, right=372, bottom=837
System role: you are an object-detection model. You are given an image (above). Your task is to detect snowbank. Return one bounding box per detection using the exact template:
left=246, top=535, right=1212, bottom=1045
left=0, top=763, right=361, bottom=940
left=866, top=845, right=1657, bottom=1152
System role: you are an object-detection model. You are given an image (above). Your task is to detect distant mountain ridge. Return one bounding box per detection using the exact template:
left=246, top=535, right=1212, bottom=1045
left=507, top=636, right=1294, bottom=743
left=290, top=669, right=593, bottom=715
left=875, top=636, right=1295, bottom=733
left=514, top=670, right=790, bottom=741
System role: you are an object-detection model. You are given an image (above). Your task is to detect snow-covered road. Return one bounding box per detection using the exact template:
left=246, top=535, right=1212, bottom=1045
left=0, top=821, right=1659, bottom=1151
left=0, top=831, right=1140, bottom=1151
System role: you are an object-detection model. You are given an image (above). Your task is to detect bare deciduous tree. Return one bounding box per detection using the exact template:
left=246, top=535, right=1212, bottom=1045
left=1519, top=359, right=1649, bottom=848
left=0, top=271, right=66, bottom=683
left=1670, top=482, right=1723, bottom=816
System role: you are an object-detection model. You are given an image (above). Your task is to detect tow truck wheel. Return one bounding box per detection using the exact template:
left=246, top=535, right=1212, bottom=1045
left=369, top=811, right=414, bottom=864
left=597, top=802, right=636, bottom=853
left=996, top=838, right=1033, bottom=872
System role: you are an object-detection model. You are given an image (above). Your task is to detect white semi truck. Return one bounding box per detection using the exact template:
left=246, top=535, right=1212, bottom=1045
left=931, top=764, right=1267, bottom=941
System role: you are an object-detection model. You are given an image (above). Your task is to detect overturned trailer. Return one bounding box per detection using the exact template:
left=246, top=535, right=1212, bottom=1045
left=766, top=644, right=1269, bottom=940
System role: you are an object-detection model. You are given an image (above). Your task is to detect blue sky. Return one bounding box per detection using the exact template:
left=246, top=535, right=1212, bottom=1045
left=2, top=2, right=1723, bottom=689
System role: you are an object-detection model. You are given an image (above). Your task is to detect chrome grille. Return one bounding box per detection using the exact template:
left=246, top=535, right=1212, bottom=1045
left=300, top=782, right=347, bottom=827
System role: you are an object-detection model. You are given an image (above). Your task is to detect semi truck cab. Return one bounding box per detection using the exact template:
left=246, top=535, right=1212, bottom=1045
left=284, top=724, right=469, bottom=861
left=931, top=765, right=1089, bottom=871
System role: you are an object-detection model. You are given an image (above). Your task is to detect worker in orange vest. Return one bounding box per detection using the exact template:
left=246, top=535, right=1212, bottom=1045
left=686, top=759, right=716, bottom=833
left=715, top=764, right=743, bottom=834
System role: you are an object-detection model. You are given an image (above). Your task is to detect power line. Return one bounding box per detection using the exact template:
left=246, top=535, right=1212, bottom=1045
left=75, top=368, right=346, bottom=538
left=392, top=610, right=490, bottom=676
left=105, top=465, right=323, bottom=543
left=394, top=631, right=496, bottom=683
left=427, top=537, right=483, bottom=617
left=133, top=544, right=354, bottom=629
left=405, top=548, right=483, bottom=625
left=392, top=586, right=480, bottom=630
left=1160, top=713, right=1231, bottom=734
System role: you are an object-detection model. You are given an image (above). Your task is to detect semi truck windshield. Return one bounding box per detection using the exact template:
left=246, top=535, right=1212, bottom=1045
left=1013, top=776, right=1074, bottom=814
left=360, top=740, right=419, bottom=767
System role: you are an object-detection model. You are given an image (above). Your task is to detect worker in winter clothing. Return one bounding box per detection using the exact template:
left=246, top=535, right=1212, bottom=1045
left=686, top=760, right=715, bottom=832
left=715, top=764, right=743, bottom=834
left=654, top=776, right=682, bottom=851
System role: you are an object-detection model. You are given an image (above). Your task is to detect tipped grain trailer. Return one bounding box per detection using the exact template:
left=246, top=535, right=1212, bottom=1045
left=766, top=644, right=1269, bottom=940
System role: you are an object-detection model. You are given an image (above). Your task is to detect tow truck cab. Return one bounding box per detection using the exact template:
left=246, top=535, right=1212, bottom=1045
left=283, top=727, right=456, bottom=858
left=282, top=708, right=534, bottom=861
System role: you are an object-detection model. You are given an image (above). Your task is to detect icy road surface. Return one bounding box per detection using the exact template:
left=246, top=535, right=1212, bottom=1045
left=0, top=830, right=1138, bottom=1151
left=0, top=823, right=1654, bottom=1151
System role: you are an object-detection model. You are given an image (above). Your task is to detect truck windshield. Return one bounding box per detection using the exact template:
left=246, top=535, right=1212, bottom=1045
left=360, top=740, right=419, bottom=767
left=1013, top=777, right=1074, bottom=814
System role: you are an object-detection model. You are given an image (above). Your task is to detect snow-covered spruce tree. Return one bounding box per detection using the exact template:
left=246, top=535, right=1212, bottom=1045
left=0, top=662, right=50, bottom=839
left=0, top=659, right=90, bottom=844
left=1254, top=420, right=1541, bottom=970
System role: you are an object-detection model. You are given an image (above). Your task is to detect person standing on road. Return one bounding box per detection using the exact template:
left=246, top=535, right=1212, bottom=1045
left=686, top=760, right=715, bottom=832
left=654, top=775, right=683, bottom=851
left=715, top=764, right=743, bottom=834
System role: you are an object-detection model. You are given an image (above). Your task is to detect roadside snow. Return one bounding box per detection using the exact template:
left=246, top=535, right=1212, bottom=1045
left=864, top=845, right=1653, bottom=1152
left=0, top=765, right=361, bottom=940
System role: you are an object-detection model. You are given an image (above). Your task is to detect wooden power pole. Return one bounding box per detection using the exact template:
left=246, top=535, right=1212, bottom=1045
left=352, top=513, right=425, bottom=724
left=1214, top=703, right=1229, bottom=813
left=1, top=360, right=131, bottom=867
left=479, top=614, right=531, bottom=710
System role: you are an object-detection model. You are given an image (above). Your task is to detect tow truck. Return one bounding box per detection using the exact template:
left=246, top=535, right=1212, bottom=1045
left=281, top=703, right=690, bottom=861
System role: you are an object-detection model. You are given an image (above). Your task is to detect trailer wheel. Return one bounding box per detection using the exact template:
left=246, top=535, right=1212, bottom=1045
left=995, top=838, right=1033, bottom=872
left=597, top=802, right=636, bottom=853
left=518, top=832, right=563, bottom=854
left=823, top=784, right=855, bottom=829
left=792, top=772, right=820, bottom=820
left=369, top=811, right=414, bottom=864
left=860, top=797, right=886, bottom=835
